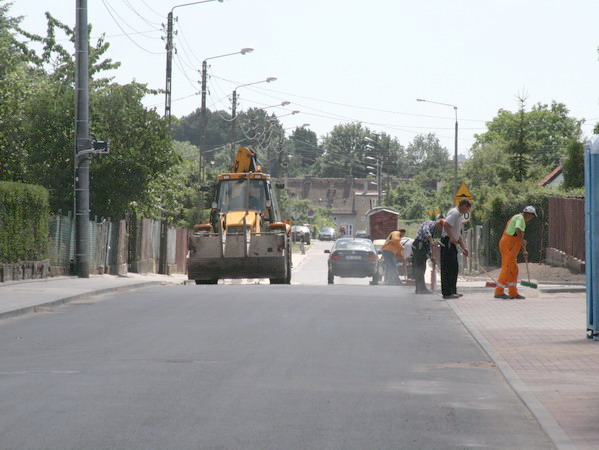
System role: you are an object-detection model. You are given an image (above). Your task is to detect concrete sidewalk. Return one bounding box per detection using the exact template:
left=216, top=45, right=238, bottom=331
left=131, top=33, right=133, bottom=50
left=0, top=273, right=187, bottom=320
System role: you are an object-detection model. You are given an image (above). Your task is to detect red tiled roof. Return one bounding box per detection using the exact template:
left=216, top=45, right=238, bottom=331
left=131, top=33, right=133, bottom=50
left=539, top=166, right=562, bottom=186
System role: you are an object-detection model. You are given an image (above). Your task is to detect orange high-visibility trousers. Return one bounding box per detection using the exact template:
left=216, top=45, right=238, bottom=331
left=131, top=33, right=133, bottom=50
left=494, top=232, right=520, bottom=297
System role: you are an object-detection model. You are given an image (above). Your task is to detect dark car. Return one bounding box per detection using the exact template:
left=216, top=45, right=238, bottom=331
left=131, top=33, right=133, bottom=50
left=325, top=238, right=379, bottom=285
left=291, top=225, right=311, bottom=244
left=318, top=227, right=336, bottom=241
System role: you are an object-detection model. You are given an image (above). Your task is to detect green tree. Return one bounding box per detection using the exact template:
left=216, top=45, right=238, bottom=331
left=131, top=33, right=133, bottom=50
left=474, top=99, right=582, bottom=172
left=289, top=126, right=320, bottom=172
left=171, top=108, right=232, bottom=153
left=315, top=123, right=366, bottom=178
left=562, top=140, right=584, bottom=189
left=90, top=82, right=180, bottom=221
left=506, top=96, right=534, bottom=182
left=403, top=133, right=450, bottom=187
left=386, top=182, right=433, bottom=221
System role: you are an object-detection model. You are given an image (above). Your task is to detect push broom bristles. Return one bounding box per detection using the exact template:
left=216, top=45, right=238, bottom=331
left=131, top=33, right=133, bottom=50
left=521, top=279, right=538, bottom=289
left=523, top=255, right=538, bottom=289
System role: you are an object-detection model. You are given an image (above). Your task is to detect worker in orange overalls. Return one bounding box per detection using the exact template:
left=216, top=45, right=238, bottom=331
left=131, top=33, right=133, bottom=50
left=494, top=206, right=537, bottom=299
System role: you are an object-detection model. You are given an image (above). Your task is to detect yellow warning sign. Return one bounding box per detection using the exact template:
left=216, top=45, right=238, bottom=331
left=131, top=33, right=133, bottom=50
left=454, top=183, right=473, bottom=206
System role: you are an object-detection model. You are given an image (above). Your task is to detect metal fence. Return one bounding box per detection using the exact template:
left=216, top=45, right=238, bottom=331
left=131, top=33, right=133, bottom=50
left=548, top=196, right=585, bottom=261
left=48, top=213, right=188, bottom=275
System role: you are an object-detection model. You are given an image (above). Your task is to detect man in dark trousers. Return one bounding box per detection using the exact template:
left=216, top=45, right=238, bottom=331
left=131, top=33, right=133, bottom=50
left=412, top=218, right=445, bottom=294
left=440, top=199, right=471, bottom=299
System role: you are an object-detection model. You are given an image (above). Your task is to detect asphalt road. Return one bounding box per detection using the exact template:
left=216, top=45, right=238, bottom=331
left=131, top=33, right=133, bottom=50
left=0, top=241, right=553, bottom=449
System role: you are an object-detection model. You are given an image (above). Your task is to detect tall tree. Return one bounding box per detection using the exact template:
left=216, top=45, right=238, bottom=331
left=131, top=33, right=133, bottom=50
left=562, top=140, right=584, bottom=189
left=404, top=133, right=449, bottom=176
left=506, top=96, right=534, bottom=182
left=289, top=126, right=320, bottom=170
left=317, top=122, right=367, bottom=178
left=474, top=99, right=582, bottom=172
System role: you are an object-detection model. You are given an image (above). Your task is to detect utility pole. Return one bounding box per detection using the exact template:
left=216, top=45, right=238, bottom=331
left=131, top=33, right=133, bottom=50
left=75, top=0, right=90, bottom=278
left=230, top=89, right=238, bottom=152
left=453, top=109, right=459, bottom=196
left=377, top=156, right=382, bottom=207
left=164, top=11, right=174, bottom=128
left=200, top=59, right=208, bottom=183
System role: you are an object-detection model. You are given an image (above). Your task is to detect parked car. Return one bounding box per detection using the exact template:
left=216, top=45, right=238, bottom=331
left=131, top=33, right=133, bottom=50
left=291, top=225, right=311, bottom=244
left=318, top=227, right=336, bottom=241
left=354, top=229, right=369, bottom=239
left=324, top=238, right=379, bottom=285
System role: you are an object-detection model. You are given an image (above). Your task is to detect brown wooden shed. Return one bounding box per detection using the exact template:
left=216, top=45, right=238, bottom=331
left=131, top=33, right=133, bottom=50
left=366, top=207, right=399, bottom=240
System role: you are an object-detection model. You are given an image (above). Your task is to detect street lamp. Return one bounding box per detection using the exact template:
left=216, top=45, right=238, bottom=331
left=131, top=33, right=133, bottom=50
left=416, top=98, right=459, bottom=197
left=263, top=101, right=290, bottom=109
left=164, top=0, right=224, bottom=128
left=279, top=110, right=300, bottom=118
left=230, top=77, right=277, bottom=149
left=200, top=47, right=254, bottom=182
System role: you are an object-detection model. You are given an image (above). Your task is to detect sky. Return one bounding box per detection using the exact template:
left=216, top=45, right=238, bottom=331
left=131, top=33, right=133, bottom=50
left=7, top=0, right=599, bottom=156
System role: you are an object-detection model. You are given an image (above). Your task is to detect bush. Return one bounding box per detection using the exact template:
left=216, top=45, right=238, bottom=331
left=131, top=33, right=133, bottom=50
left=0, top=181, right=49, bottom=263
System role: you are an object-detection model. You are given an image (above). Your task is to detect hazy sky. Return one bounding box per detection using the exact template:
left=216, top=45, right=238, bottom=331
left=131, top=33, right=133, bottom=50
left=8, top=0, right=599, bottom=155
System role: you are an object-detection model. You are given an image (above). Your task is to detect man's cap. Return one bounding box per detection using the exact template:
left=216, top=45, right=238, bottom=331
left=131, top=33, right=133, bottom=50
left=523, top=205, right=537, bottom=216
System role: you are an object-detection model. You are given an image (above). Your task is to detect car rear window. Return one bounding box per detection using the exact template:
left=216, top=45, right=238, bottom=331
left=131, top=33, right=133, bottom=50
left=334, top=239, right=374, bottom=251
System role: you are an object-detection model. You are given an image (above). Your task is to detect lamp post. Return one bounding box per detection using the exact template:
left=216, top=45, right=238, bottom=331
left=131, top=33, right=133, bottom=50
left=416, top=98, right=459, bottom=196
left=200, top=48, right=253, bottom=182
left=274, top=110, right=300, bottom=119
left=264, top=101, right=290, bottom=109
left=164, top=0, right=224, bottom=129
left=230, top=77, right=277, bottom=150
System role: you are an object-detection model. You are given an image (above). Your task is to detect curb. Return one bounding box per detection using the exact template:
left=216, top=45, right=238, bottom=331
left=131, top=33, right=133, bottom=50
left=0, top=281, right=167, bottom=321
left=446, top=299, right=577, bottom=450
left=539, top=287, right=586, bottom=294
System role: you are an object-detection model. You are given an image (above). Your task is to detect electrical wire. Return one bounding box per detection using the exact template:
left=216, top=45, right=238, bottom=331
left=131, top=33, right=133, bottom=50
left=173, top=34, right=201, bottom=73
left=175, top=21, right=204, bottom=66
left=103, top=0, right=162, bottom=39
left=101, top=0, right=164, bottom=54
left=146, top=92, right=199, bottom=109
left=137, top=0, right=164, bottom=18
left=122, top=0, right=163, bottom=27
left=173, top=52, right=200, bottom=91
left=209, top=74, right=485, bottom=123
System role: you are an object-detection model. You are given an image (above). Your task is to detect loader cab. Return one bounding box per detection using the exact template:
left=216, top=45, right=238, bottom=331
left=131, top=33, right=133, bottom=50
left=211, top=174, right=279, bottom=230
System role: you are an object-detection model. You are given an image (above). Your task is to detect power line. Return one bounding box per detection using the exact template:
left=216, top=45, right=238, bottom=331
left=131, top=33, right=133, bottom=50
left=137, top=0, right=164, bottom=18
left=210, top=74, right=485, bottom=123
left=101, top=0, right=164, bottom=54
left=122, top=0, right=163, bottom=27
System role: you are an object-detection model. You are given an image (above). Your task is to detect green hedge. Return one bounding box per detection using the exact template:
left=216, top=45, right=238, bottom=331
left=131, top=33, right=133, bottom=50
left=0, top=181, right=49, bottom=263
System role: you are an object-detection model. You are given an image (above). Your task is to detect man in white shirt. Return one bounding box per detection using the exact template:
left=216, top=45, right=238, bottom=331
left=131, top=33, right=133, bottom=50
left=440, top=199, right=472, bottom=299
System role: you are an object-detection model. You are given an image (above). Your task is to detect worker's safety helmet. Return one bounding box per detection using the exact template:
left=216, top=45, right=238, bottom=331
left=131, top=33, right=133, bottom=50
left=523, top=205, right=537, bottom=216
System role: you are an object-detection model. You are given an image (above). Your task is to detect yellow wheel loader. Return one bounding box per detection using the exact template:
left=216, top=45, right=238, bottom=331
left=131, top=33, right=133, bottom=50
left=187, top=147, right=292, bottom=284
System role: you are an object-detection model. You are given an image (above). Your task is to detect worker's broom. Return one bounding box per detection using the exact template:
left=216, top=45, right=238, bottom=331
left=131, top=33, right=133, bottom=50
left=521, top=254, right=538, bottom=289
left=471, top=256, right=497, bottom=288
